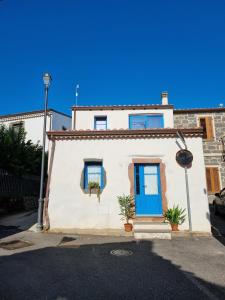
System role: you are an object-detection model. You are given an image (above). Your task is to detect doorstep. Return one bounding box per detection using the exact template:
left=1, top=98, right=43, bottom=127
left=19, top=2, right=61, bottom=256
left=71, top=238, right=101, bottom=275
left=134, top=216, right=165, bottom=222
left=133, top=221, right=171, bottom=240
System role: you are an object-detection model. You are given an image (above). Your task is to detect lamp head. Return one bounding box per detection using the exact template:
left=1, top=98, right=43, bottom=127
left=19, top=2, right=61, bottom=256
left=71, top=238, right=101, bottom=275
left=43, top=73, right=52, bottom=87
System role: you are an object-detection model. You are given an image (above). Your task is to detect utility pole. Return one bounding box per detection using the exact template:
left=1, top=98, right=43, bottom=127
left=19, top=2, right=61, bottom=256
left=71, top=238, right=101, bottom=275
left=36, top=73, right=52, bottom=232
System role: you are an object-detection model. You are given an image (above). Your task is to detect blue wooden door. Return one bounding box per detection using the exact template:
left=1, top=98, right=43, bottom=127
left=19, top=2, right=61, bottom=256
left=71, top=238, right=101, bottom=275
left=134, top=164, right=163, bottom=216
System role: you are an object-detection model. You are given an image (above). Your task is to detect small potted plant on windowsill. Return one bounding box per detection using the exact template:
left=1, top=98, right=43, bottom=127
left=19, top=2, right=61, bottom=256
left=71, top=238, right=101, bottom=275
left=118, top=194, right=135, bottom=232
left=164, top=205, right=186, bottom=231
left=88, top=181, right=101, bottom=199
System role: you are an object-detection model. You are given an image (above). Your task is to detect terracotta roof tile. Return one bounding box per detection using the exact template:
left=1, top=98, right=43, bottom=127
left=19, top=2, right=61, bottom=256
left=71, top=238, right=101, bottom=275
left=47, top=128, right=203, bottom=140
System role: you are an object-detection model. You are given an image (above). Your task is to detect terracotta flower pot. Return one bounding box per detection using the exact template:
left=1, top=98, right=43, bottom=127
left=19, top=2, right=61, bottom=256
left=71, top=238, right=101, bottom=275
left=171, top=223, right=179, bottom=231
left=124, top=223, right=133, bottom=232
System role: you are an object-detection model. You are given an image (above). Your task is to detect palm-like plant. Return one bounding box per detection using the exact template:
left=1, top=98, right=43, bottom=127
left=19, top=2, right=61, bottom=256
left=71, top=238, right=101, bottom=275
left=118, top=194, right=135, bottom=224
left=164, top=205, right=186, bottom=225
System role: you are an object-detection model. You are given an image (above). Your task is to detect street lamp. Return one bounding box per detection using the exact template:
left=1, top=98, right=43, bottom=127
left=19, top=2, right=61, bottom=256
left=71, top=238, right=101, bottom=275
left=36, top=73, right=52, bottom=232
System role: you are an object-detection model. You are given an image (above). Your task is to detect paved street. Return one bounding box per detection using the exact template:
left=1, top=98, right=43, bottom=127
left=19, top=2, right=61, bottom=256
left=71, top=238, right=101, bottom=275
left=0, top=210, right=225, bottom=299
left=0, top=232, right=224, bottom=299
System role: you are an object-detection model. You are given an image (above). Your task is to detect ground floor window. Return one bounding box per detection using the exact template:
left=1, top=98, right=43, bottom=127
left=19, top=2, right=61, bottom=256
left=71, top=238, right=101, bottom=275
left=84, top=161, right=103, bottom=190
left=206, top=166, right=220, bottom=193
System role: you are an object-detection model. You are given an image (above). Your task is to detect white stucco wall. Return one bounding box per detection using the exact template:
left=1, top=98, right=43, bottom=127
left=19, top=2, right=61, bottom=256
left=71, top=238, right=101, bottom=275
left=73, top=108, right=174, bottom=130
left=48, top=136, right=211, bottom=233
left=0, top=115, right=52, bottom=145
left=0, top=112, right=71, bottom=146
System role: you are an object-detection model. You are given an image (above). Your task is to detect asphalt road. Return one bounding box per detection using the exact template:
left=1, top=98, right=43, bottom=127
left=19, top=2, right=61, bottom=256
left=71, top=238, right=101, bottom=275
left=0, top=238, right=225, bottom=300
left=0, top=209, right=225, bottom=300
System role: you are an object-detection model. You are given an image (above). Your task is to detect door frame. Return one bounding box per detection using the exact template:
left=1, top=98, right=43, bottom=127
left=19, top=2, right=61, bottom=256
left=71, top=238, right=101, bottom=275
left=128, top=158, right=168, bottom=221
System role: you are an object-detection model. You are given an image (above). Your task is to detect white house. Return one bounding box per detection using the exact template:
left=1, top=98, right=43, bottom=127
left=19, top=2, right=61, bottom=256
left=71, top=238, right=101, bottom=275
left=45, top=93, right=211, bottom=239
left=0, top=109, right=71, bottom=146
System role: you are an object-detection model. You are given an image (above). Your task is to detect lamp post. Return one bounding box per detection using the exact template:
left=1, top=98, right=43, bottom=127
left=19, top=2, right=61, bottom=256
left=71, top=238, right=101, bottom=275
left=36, top=73, right=52, bottom=232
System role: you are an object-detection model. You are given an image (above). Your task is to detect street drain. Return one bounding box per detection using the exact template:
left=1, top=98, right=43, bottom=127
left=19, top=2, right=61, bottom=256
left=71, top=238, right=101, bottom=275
left=110, top=249, right=133, bottom=256
left=0, top=240, right=33, bottom=250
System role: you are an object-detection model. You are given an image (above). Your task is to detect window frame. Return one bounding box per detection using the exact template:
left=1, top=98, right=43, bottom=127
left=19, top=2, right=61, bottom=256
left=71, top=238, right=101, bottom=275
left=198, top=116, right=215, bottom=141
left=94, top=116, right=107, bottom=130
left=205, top=166, right=221, bottom=194
left=84, top=161, right=104, bottom=190
left=129, top=114, right=164, bottom=129
left=10, top=121, right=24, bottom=132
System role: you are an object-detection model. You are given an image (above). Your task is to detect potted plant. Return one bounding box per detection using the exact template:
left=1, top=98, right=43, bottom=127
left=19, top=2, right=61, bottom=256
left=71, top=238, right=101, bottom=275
left=164, top=205, right=186, bottom=231
left=117, top=194, right=135, bottom=232
left=88, top=181, right=101, bottom=199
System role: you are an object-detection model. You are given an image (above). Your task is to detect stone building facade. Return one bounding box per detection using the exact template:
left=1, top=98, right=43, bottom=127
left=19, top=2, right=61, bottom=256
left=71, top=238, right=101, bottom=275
left=174, top=108, right=225, bottom=202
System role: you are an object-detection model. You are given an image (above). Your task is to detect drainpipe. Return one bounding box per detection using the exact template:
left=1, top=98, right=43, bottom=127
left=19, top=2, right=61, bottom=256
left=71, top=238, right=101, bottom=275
left=184, top=166, right=192, bottom=232
left=43, top=138, right=56, bottom=230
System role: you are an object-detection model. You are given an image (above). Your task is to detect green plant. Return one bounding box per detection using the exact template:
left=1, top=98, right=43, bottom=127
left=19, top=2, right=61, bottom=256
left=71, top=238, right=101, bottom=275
left=0, top=125, right=46, bottom=176
left=164, top=205, right=186, bottom=225
left=88, top=181, right=100, bottom=198
left=117, top=194, right=135, bottom=224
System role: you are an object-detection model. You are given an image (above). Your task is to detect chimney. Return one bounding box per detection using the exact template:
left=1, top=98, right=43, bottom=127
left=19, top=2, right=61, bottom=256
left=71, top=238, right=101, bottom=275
left=161, top=92, right=168, bottom=105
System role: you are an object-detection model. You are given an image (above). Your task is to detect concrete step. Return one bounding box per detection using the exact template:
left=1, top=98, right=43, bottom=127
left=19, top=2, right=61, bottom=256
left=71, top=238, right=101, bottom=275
left=134, top=232, right=171, bottom=240
left=133, top=221, right=170, bottom=231
left=133, top=222, right=171, bottom=240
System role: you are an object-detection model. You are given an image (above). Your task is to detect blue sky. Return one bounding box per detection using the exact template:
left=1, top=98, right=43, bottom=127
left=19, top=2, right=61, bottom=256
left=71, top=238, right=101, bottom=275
left=0, top=0, right=225, bottom=115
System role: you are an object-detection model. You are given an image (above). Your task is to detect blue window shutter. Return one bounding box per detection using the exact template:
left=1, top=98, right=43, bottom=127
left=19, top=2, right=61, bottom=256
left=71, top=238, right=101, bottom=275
left=129, top=115, right=146, bottom=129
left=160, top=115, right=164, bottom=128
left=146, top=115, right=164, bottom=128
left=129, top=115, right=164, bottom=129
left=84, top=164, right=87, bottom=189
left=101, top=166, right=104, bottom=189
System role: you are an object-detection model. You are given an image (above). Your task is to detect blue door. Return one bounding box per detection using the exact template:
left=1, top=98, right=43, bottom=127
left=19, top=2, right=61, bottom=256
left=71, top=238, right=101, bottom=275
left=134, top=164, right=163, bottom=216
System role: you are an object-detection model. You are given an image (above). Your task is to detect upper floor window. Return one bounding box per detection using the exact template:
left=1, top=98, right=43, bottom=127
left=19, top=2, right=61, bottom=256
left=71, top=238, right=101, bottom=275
left=84, top=161, right=104, bottom=190
left=199, top=117, right=214, bottom=140
left=94, top=116, right=107, bottom=130
left=129, top=114, right=164, bottom=129
left=11, top=122, right=24, bottom=133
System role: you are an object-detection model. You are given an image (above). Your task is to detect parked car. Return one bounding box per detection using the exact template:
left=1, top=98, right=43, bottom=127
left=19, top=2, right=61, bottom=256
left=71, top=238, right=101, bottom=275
left=213, top=188, right=225, bottom=216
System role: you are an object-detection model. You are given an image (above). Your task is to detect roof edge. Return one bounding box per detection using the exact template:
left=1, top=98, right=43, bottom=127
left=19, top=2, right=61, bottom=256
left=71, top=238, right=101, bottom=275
left=174, top=107, right=225, bottom=114
left=0, top=109, right=71, bottom=120
left=72, top=104, right=174, bottom=111
left=47, top=128, right=203, bottom=140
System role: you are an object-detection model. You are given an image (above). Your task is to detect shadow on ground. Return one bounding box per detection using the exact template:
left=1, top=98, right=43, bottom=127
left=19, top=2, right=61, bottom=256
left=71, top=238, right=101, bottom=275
left=0, top=225, right=22, bottom=239
left=0, top=241, right=224, bottom=300
left=0, top=210, right=37, bottom=239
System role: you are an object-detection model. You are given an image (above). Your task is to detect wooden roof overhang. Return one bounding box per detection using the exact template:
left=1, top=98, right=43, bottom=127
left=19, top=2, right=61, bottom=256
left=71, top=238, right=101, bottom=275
left=47, top=128, right=203, bottom=141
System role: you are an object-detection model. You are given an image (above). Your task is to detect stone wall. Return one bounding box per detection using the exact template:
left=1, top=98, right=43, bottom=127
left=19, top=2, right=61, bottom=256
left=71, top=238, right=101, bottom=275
left=174, top=111, right=225, bottom=196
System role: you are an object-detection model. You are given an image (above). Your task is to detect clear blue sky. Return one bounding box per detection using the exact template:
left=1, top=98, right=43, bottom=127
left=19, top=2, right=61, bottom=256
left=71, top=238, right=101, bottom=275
left=0, top=0, right=225, bottom=115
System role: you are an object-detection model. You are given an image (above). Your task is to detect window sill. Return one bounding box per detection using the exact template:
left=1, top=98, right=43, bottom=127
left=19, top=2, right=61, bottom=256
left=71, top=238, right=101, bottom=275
left=83, top=188, right=102, bottom=197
